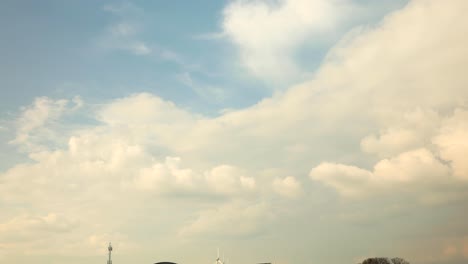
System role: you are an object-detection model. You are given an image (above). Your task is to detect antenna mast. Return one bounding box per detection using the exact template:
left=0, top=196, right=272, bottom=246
left=107, top=242, right=113, bottom=264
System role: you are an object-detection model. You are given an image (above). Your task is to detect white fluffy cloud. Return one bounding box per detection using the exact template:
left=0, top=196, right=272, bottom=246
left=433, top=109, right=468, bottom=180
left=373, top=148, right=450, bottom=182
left=309, top=162, right=374, bottom=197
left=304, top=0, right=467, bottom=200
left=2, top=0, right=468, bottom=262
left=310, top=140, right=455, bottom=198
left=0, top=213, right=82, bottom=255
left=133, top=157, right=256, bottom=195
left=10, top=96, right=82, bottom=151
left=361, top=109, right=441, bottom=158
left=134, top=157, right=197, bottom=191
left=205, top=165, right=256, bottom=195
left=178, top=201, right=271, bottom=238
left=0, top=213, right=76, bottom=237
left=310, top=106, right=468, bottom=198
left=273, top=176, right=303, bottom=198
left=98, top=93, right=197, bottom=126
left=222, top=0, right=350, bottom=84
left=1, top=97, right=273, bottom=256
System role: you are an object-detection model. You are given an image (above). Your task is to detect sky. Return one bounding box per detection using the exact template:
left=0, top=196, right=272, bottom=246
left=0, top=0, right=468, bottom=264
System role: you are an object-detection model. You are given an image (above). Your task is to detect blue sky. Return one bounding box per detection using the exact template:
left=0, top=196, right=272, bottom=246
left=0, top=0, right=407, bottom=115
left=1, top=1, right=468, bottom=264
left=0, top=0, right=263, bottom=115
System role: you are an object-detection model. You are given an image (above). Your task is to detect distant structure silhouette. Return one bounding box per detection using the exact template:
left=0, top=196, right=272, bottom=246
left=107, top=242, right=113, bottom=264
left=361, top=258, right=409, bottom=264
left=214, top=248, right=224, bottom=264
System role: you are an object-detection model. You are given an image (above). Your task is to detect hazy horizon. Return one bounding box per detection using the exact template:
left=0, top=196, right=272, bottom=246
left=1, top=1, right=468, bottom=264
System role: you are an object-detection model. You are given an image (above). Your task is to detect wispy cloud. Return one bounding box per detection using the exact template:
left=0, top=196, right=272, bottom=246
left=103, top=2, right=144, bottom=17
left=192, top=31, right=226, bottom=40
left=99, top=3, right=210, bottom=73
left=100, top=2, right=152, bottom=56
left=110, top=22, right=138, bottom=37
left=177, top=72, right=228, bottom=103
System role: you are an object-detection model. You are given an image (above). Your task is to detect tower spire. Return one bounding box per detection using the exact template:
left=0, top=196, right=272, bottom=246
left=107, top=242, right=113, bottom=264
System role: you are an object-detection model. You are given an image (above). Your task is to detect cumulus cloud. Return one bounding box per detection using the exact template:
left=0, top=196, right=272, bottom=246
left=303, top=0, right=467, bottom=201
left=0, top=213, right=76, bottom=236
left=178, top=201, right=271, bottom=238
left=309, top=146, right=463, bottom=200
left=0, top=109, right=268, bottom=256
left=433, top=109, right=468, bottom=180
left=2, top=0, right=468, bottom=261
left=222, top=0, right=349, bottom=84
left=0, top=213, right=79, bottom=255
left=134, top=157, right=255, bottom=195
left=310, top=106, right=468, bottom=199
left=85, top=0, right=467, bottom=177
left=309, top=162, right=374, bottom=197
left=10, top=96, right=82, bottom=151
left=310, top=148, right=454, bottom=198
left=134, top=157, right=197, bottom=191
left=2, top=120, right=258, bottom=203
left=361, top=109, right=441, bottom=158
left=221, top=0, right=406, bottom=85
left=205, top=165, right=256, bottom=195
left=373, top=149, right=450, bottom=182
left=273, top=176, right=303, bottom=198
left=12, top=97, right=67, bottom=145
left=98, top=93, right=197, bottom=126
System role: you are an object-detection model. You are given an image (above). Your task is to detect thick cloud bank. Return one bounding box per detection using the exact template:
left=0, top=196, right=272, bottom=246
left=1, top=1, right=468, bottom=264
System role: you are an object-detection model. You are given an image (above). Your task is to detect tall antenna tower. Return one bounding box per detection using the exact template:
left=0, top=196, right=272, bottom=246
left=107, top=242, right=113, bottom=264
